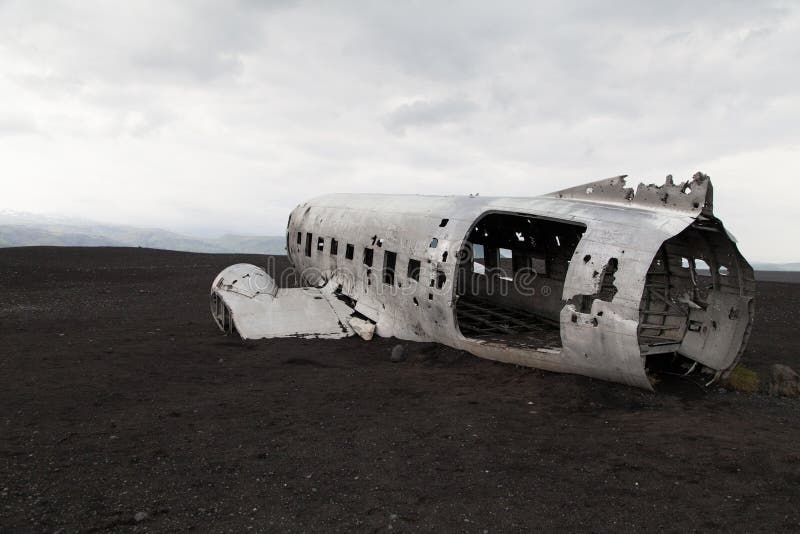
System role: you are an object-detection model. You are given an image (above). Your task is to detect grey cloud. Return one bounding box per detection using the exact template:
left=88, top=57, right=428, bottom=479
left=339, top=2, right=530, bottom=82
left=0, top=0, right=286, bottom=86
left=0, top=113, right=39, bottom=137
left=384, top=98, right=477, bottom=135
left=130, top=48, right=245, bottom=84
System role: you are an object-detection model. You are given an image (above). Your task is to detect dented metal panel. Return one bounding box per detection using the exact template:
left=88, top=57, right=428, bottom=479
left=210, top=173, right=755, bottom=390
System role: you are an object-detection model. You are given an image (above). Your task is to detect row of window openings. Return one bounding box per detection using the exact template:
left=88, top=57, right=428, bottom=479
left=655, top=256, right=730, bottom=277
left=470, top=246, right=729, bottom=279
left=297, top=231, right=445, bottom=288
left=471, top=243, right=548, bottom=280
left=299, top=232, right=446, bottom=258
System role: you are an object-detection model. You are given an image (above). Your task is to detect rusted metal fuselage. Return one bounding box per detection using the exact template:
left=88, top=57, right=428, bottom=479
left=211, top=173, right=754, bottom=390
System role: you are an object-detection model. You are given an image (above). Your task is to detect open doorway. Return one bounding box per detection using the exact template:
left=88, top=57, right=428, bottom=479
left=455, top=212, right=586, bottom=348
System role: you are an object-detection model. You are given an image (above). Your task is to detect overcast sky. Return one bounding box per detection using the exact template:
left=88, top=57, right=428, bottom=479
left=1, top=1, right=798, bottom=261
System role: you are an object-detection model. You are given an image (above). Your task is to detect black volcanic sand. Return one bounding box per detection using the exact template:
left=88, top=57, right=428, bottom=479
left=1, top=246, right=798, bottom=532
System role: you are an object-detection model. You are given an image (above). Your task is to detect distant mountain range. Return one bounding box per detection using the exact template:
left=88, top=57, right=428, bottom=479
left=750, top=262, right=800, bottom=272
left=0, top=209, right=798, bottom=268
left=0, top=210, right=285, bottom=254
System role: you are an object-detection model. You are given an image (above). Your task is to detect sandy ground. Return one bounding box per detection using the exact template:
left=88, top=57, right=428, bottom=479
left=1, top=246, right=799, bottom=532
left=754, top=271, right=800, bottom=284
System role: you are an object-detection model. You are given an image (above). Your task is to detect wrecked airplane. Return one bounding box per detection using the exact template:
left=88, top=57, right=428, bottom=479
left=211, top=173, right=754, bottom=390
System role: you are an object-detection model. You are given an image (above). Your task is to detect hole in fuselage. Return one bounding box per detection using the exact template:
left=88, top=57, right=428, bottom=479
left=454, top=212, right=586, bottom=349
left=638, top=219, right=754, bottom=384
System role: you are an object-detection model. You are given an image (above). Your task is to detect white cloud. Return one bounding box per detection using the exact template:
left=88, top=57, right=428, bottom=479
left=0, top=0, right=798, bottom=261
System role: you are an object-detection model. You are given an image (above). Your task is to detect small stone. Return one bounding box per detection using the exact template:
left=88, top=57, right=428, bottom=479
left=134, top=511, right=149, bottom=522
left=390, top=344, right=406, bottom=363
left=349, top=317, right=376, bottom=341
left=768, top=364, right=800, bottom=397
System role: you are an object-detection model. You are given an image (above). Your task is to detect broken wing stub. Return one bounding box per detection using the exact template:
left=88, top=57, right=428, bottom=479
left=210, top=263, right=355, bottom=340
